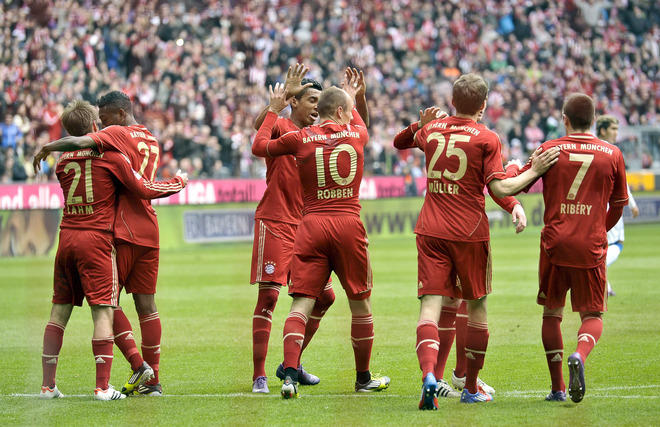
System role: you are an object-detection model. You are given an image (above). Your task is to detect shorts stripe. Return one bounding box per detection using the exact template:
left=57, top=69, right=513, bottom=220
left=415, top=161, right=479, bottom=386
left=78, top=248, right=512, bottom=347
left=111, top=245, right=118, bottom=306
left=256, top=221, right=266, bottom=283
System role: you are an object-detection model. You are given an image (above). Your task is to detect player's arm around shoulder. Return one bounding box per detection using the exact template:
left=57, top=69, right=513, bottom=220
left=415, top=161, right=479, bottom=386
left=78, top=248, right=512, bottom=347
left=106, top=151, right=187, bottom=199
left=33, top=135, right=97, bottom=173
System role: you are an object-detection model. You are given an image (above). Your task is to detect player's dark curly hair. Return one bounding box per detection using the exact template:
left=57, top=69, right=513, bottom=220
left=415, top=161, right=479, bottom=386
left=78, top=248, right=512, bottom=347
left=96, top=91, right=133, bottom=113
left=295, top=78, right=323, bottom=100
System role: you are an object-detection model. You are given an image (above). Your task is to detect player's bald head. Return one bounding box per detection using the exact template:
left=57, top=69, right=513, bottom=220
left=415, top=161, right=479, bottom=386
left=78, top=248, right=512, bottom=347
left=317, top=86, right=351, bottom=120
left=563, top=93, right=595, bottom=131
left=452, top=74, right=489, bottom=115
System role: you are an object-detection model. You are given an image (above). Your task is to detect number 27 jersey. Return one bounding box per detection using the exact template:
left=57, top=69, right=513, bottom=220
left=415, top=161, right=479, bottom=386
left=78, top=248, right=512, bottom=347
left=89, top=124, right=161, bottom=248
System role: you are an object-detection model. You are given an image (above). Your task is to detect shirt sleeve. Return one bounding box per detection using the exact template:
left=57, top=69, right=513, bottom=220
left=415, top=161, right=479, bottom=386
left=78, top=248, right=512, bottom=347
left=252, top=111, right=298, bottom=158
left=106, top=151, right=184, bottom=199
left=627, top=184, right=637, bottom=209
left=350, top=107, right=366, bottom=128
left=393, top=122, right=419, bottom=150
left=609, top=151, right=629, bottom=207
left=88, top=126, right=124, bottom=154
left=483, top=133, right=507, bottom=184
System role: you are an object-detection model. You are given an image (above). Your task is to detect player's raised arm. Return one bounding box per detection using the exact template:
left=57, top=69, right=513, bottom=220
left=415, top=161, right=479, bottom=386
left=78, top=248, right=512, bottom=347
left=107, top=151, right=187, bottom=199
left=252, top=83, right=296, bottom=158
left=33, top=135, right=97, bottom=173
left=393, top=107, right=446, bottom=150
left=489, top=146, right=560, bottom=198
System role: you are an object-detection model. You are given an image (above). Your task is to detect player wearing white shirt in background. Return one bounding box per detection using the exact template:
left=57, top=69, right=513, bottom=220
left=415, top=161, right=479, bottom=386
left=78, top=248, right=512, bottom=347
left=596, top=115, right=640, bottom=296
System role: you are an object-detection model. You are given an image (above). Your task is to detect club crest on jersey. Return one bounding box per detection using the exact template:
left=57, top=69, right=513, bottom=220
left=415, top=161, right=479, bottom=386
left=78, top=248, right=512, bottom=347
left=264, top=261, right=276, bottom=275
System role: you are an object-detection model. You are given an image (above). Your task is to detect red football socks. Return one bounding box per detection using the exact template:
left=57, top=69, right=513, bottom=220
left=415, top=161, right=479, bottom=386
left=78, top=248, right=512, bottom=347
left=113, top=307, right=143, bottom=371
left=465, top=321, right=489, bottom=394
left=301, top=285, right=335, bottom=358
left=42, top=322, right=65, bottom=388
left=542, top=314, right=565, bottom=392
left=416, top=319, right=439, bottom=378
left=351, top=314, right=374, bottom=372
left=435, top=305, right=457, bottom=380
left=92, top=337, right=114, bottom=390
left=576, top=316, right=603, bottom=361
left=454, top=301, right=469, bottom=377
left=252, top=284, right=280, bottom=380
left=282, top=311, right=308, bottom=370
left=139, top=312, right=162, bottom=384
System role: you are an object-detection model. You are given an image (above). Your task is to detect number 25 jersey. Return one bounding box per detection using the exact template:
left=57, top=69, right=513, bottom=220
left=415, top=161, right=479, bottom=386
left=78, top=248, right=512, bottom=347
left=413, top=116, right=507, bottom=242
left=89, top=124, right=161, bottom=248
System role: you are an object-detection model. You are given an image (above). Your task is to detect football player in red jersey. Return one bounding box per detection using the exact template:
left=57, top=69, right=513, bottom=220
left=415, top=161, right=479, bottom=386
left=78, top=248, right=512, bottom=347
left=249, top=64, right=328, bottom=393
left=38, top=100, right=186, bottom=401
left=253, top=78, right=390, bottom=399
left=34, top=91, right=169, bottom=395
left=249, top=65, right=370, bottom=393
left=394, top=106, right=526, bottom=399
left=506, top=94, right=628, bottom=403
left=393, top=73, right=558, bottom=409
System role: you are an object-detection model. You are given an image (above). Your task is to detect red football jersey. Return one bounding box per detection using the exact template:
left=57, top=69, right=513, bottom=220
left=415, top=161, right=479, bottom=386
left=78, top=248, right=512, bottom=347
left=394, top=121, right=520, bottom=214
left=253, top=111, right=368, bottom=216
left=56, top=149, right=184, bottom=231
left=254, top=117, right=304, bottom=225
left=410, top=116, right=507, bottom=242
left=516, top=133, right=628, bottom=268
left=88, top=124, right=161, bottom=247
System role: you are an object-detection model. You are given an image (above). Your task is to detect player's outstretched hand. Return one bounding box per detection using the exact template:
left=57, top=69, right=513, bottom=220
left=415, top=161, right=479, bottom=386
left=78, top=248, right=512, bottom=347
left=511, top=203, right=527, bottom=234
left=418, top=107, right=446, bottom=128
left=530, top=146, right=559, bottom=176
left=268, top=83, right=291, bottom=114
left=285, top=63, right=311, bottom=99
left=342, top=68, right=364, bottom=100
left=33, top=147, right=51, bottom=174
left=176, top=169, right=189, bottom=187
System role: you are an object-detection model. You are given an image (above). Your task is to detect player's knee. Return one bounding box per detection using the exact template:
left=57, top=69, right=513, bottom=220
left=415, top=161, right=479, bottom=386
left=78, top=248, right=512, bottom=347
left=318, top=287, right=336, bottom=310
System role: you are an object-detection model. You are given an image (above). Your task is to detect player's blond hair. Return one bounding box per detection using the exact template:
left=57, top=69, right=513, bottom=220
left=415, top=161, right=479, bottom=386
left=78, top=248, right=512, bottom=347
left=596, top=115, right=618, bottom=136
left=61, top=99, right=97, bottom=137
left=452, top=74, right=489, bottom=115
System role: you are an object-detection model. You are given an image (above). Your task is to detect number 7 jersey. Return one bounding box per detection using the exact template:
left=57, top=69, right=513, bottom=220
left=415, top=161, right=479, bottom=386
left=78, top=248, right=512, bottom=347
left=515, top=133, right=628, bottom=268
left=88, top=124, right=162, bottom=248
left=412, top=116, right=507, bottom=242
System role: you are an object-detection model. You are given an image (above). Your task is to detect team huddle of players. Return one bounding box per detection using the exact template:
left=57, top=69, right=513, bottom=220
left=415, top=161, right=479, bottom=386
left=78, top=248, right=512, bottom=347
left=33, top=64, right=628, bottom=408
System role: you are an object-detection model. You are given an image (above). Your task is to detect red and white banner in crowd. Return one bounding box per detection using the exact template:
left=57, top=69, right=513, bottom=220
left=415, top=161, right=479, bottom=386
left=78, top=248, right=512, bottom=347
left=0, top=176, right=544, bottom=211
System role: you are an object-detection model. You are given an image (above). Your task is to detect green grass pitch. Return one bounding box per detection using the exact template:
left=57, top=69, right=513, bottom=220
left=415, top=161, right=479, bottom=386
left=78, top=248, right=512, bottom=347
left=1, top=201, right=659, bottom=426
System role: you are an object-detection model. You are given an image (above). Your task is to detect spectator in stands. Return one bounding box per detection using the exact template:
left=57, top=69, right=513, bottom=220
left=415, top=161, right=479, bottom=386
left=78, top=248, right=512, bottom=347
left=0, top=0, right=656, bottom=183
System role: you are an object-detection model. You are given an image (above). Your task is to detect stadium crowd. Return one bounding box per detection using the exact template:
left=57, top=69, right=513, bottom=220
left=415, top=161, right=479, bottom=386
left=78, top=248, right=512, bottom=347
left=1, top=0, right=658, bottom=183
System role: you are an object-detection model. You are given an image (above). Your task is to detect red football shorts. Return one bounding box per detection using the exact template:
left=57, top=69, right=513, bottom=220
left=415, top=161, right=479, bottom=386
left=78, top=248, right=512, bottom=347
left=53, top=229, right=119, bottom=307
left=538, top=247, right=607, bottom=312
left=250, top=219, right=297, bottom=286
left=290, top=214, right=372, bottom=301
left=116, top=243, right=159, bottom=294
left=416, top=234, right=492, bottom=300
